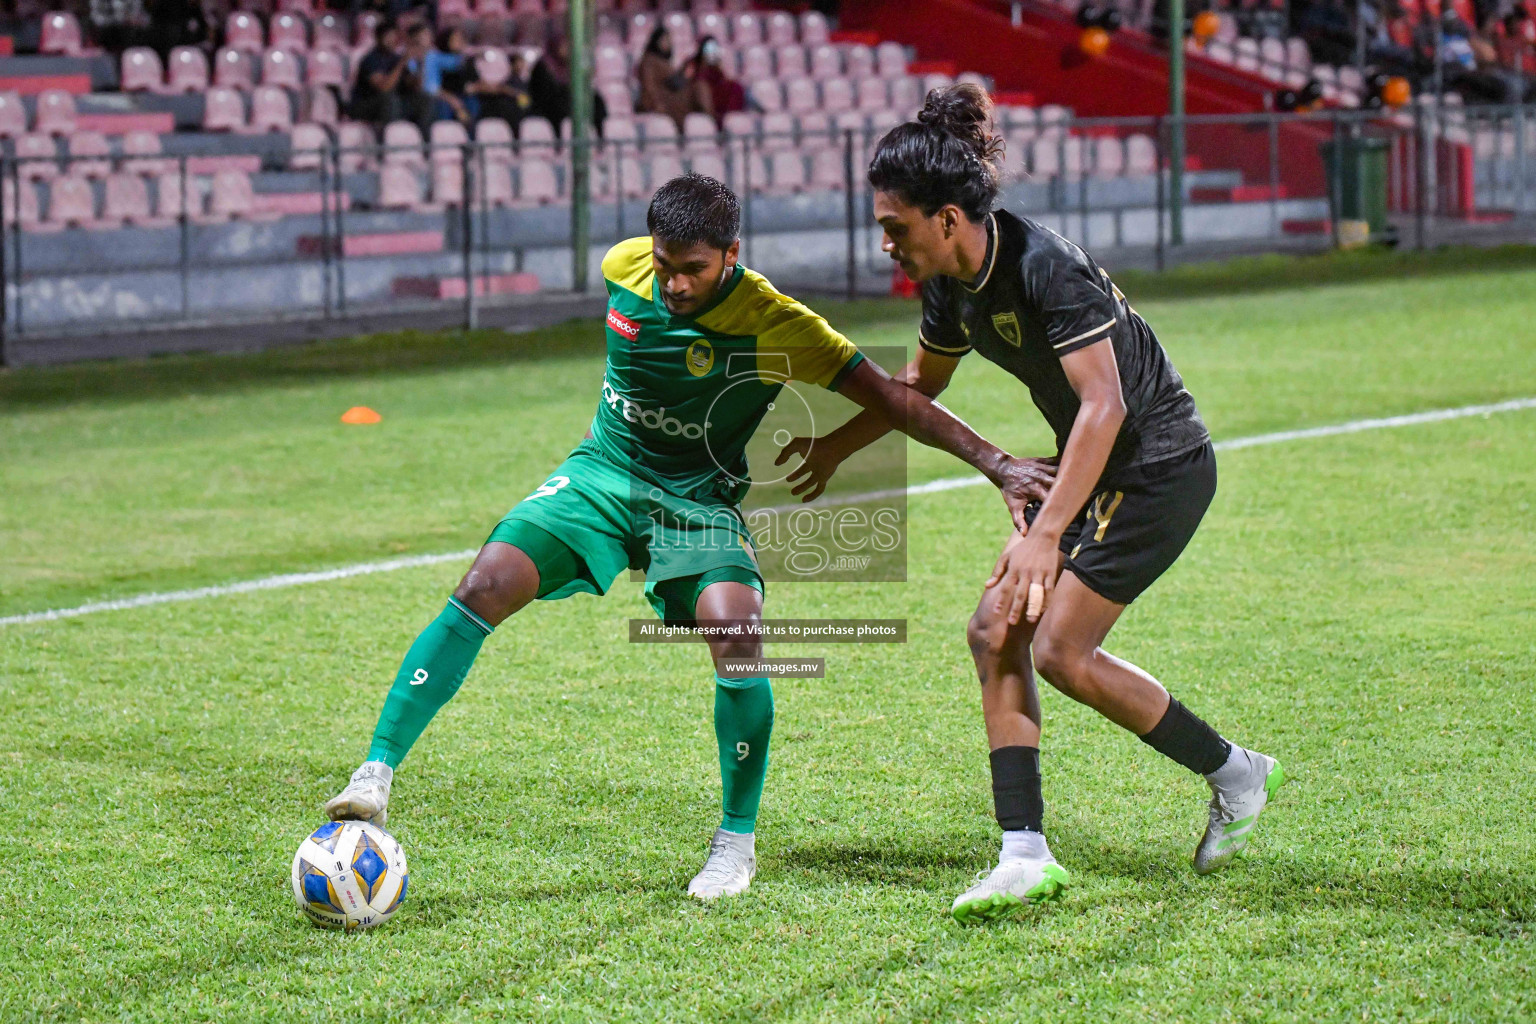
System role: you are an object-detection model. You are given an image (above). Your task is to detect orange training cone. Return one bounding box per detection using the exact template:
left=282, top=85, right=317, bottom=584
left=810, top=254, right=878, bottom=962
left=341, top=406, right=382, bottom=424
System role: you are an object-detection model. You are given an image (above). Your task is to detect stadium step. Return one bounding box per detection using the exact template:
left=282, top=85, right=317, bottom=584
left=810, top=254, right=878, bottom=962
left=0, top=72, right=91, bottom=94
left=1281, top=217, right=1330, bottom=234
left=296, top=230, right=445, bottom=258
left=77, top=111, right=176, bottom=134
left=907, top=58, right=959, bottom=77
left=255, top=192, right=352, bottom=216
left=186, top=154, right=262, bottom=174
left=1190, top=184, right=1291, bottom=203
left=392, top=272, right=541, bottom=299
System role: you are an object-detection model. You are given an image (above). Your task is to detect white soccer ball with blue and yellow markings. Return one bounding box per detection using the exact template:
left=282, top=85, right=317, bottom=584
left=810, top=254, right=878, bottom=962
left=290, top=820, right=408, bottom=930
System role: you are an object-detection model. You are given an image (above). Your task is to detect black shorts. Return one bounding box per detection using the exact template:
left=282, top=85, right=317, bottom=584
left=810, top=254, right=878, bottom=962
left=1026, top=442, right=1216, bottom=606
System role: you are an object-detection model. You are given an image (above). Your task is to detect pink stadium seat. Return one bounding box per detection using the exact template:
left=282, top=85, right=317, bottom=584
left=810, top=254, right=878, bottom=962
left=784, top=79, right=818, bottom=115
left=999, top=138, right=1027, bottom=183
left=1039, top=104, right=1071, bottom=130
left=305, top=86, right=339, bottom=126
left=475, top=161, right=515, bottom=206
left=247, top=85, right=294, bottom=133
left=46, top=175, right=99, bottom=229
left=122, top=130, right=174, bottom=175
left=383, top=121, right=426, bottom=167
left=2, top=178, right=48, bottom=232
left=430, top=120, right=470, bottom=163
left=0, top=92, right=26, bottom=138
left=68, top=130, right=113, bottom=178
left=40, top=12, right=86, bottom=56
left=15, top=134, right=59, bottom=180
left=203, top=87, right=247, bottom=132
left=101, top=171, right=157, bottom=227
left=844, top=45, right=875, bottom=80
left=765, top=11, right=796, bottom=46
left=624, top=11, right=656, bottom=46
left=478, top=0, right=511, bottom=21
left=645, top=153, right=684, bottom=195
left=855, top=77, right=888, bottom=112
left=595, top=45, right=627, bottom=84
left=476, top=118, right=515, bottom=163
left=689, top=151, right=727, bottom=181
left=289, top=122, right=329, bottom=169
left=167, top=46, right=211, bottom=93
left=439, top=0, right=472, bottom=22
left=921, top=73, right=955, bottom=96
left=729, top=13, right=763, bottom=47
left=696, top=12, right=729, bottom=42
left=887, top=76, right=920, bottom=115
left=354, top=11, right=383, bottom=46
left=338, top=121, right=376, bottom=171
left=602, top=153, right=646, bottom=200
left=155, top=171, right=193, bottom=221
left=637, top=113, right=677, bottom=151
left=1001, top=105, right=1037, bottom=132
left=432, top=161, right=464, bottom=206
left=1091, top=136, right=1124, bottom=178
left=262, top=49, right=303, bottom=89
left=720, top=110, right=757, bottom=142
left=313, top=13, right=348, bottom=51
left=802, top=11, right=831, bottom=46
left=808, top=147, right=844, bottom=190
left=766, top=151, right=805, bottom=193
left=808, top=45, right=840, bottom=80
left=270, top=13, right=309, bottom=52
left=378, top=164, right=425, bottom=209
left=306, top=48, right=346, bottom=88
left=774, top=44, right=807, bottom=79
left=517, top=159, right=559, bottom=204
left=520, top=116, right=558, bottom=153
left=278, top=0, right=315, bottom=14
left=122, top=47, right=166, bottom=93
left=682, top=112, right=717, bottom=154
left=476, top=49, right=512, bottom=86
left=215, top=48, right=257, bottom=90
left=202, top=169, right=266, bottom=223
left=739, top=45, right=772, bottom=82
left=876, top=42, right=907, bottom=79
left=1125, top=133, right=1157, bottom=175
left=752, top=79, right=783, bottom=112
left=798, top=111, right=830, bottom=144
left=821, top=78, right=853, bottom=113
left=598, top=81, right=634, bottom=116
left=759, top=111, right=795, bottom=152
left=225, top=13, right=265, bottom=53
left=1234, top=38, right=1261, bottom=73
left=35, top=90, right=78, bottom=136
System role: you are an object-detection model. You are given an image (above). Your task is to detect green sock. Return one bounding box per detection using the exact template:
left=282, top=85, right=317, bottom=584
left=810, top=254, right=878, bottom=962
left=714, top=675, right=773, bottom=833
left=366, top=597, right=494, bottom=768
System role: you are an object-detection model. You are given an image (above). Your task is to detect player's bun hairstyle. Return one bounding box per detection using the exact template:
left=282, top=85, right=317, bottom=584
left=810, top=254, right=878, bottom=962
left=648, top=173, right=741, bottom=252
left=867, top=83, right=1004, bottom=222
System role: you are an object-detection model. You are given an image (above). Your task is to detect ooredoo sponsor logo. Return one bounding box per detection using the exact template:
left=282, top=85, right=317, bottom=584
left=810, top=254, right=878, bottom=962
left=602, top=379, right=706, bottom=439
left=606, top=308, right=641, bottom=339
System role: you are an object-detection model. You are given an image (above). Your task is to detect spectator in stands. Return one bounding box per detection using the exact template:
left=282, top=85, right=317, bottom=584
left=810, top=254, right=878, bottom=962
left=1237, top=0, right=1289, bottom=41
left=1491, top=10, right=1535, bottom=101
left=1360, top=0, right=1420, bottom=81
left=683, top=36, right=755, bottom=126
left=636, top=27, right=712, bottom=131
left=413, top=24, right=471, bottom=123
left=530, top=34, right=608, bottom=138
left=464, top=49, right=533, bottom=131
left=144, top=0, right=207, bottom=60
left=1296, top=0, right=1357, bottom=66
left=350, top=21, right=434, bottom=137
left=89, top=0, right=148, bottom=53
left=1428, top=11, right=1508, bottom=102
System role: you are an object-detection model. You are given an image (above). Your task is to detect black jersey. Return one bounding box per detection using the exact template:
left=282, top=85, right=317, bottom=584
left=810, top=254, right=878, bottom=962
left=919, top=210, right=1209, bottom=477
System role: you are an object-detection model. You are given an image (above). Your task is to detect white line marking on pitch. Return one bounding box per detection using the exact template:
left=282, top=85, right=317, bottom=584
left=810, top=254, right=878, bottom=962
left=3, top=396, right=1532, bottom=628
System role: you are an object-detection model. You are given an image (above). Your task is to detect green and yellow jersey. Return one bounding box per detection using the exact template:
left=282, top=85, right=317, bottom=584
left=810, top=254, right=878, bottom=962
left=591, top=236, right=865, bottom=505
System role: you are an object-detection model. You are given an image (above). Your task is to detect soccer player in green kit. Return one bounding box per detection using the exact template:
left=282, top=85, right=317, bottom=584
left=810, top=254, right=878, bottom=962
left=324, top=174, right=1057, bottom=900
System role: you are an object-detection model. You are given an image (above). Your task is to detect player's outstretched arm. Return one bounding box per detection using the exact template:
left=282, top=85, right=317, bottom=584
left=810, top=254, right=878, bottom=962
left=827, top=357, right=1056, bottom=524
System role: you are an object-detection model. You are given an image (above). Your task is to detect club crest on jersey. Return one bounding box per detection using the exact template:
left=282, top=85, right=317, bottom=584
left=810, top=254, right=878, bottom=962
left=991, top=311, right=1022, bottom=346
left=685, top=338, right=715, bottom=377
left=606, top=307, right=642, bottom=340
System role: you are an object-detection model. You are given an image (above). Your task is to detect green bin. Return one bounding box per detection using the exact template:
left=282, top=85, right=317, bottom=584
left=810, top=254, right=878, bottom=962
left=1319, top=136, right=1390, bottom=237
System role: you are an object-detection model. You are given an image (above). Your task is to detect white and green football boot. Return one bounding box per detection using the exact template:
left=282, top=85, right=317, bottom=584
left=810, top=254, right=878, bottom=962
left=1193, top=747, right=1284, bottom=875
left=324, top=761, right=393, bottom=828
left=951, top=854, right=1071, bottom=924
left=687, top=828, right=756, bottom=901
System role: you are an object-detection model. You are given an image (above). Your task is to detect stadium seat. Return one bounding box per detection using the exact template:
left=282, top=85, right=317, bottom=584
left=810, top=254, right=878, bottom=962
left=103, top=171, right=173, bottom=228
left=476, top=49, right=512, bottom=86
left=647, top=152, right=685, bottom=193
left=739, top=45, right=772, bottom=82
left=430, top=120, right=470, bottom=164
left=40, top=12, right=87, bottom=57
left=122, top=47, right=167, bottom=93
left=808, top=45, right=841, bottom=80
left=262, top=49, right=304, bottom=89
left=432, top=161, right=464, bottom=206
left=1204, top=40, right=1234, bottom=65
left=378, top=164, right=426, bottom=209
left=35, top=90, right=78, bottom=136
left=1234, top=38, right=1261, bottom=73
left=2, top=178, right=48, bottom=232
left=206, top=169, right=280, bottom=221
left=167, top=47, right=211, bottom=93
left=68, top=131, right=114, bottom=178
left=729, top=13, right=763, bottom=47
left=598, top=81, right=635, bottom=117
left=477, top=118, right=515, bottom=164
left=845, top=45, right=875, bottom=80
left=1286, top=37, right=1312, bottom=72
left=798, top=111, right=830, bottom=145
left=0, top=92, right=27, bottom=138
left=520, top=116, right=559, bottom=154
left=306, top=86, right=339, bottom=127
left=215, top=48, right=257, bottom=90
left=765, top=11, right=797, bottom=46
left=888, top=77, right=920, bottom=114
left=1001, top=105, right=1038, bottom=133
left=921, top=73, right=955, bottom=96
left=225, top=13, right=265, bottom=53
left=774, top=44, right=807, bottom=79
left=204, top=87, right=247, bottom=132
left=752, top=79, right=784, bottom=112
left=696, top=12, right=729, bottom=42
left=1091, top=136, right=1125, bottom=178
left=808, top=147, right=845, bottom=191
left=306, top=48, right=347, bottom=89
left=313, top=13, right=349, bottom=51
left=46, top=175, right=100, bottom=229
left=689, top=151, right=727, bottom=181
left=999, top=137, right=1027, bottom=183
left=663, top=12, right=695, bottom=53
left=758, top=111, right=795, bottom=154
left=383, top=121, right=427, bottom=168
left=247, top=85, right=295, bottom=133
left=475, top=161, right=515, bottom=206
left=682, top=112, right=718, bottom=154
left=15, top=134, right=60, bottom=180
left=800, top=12, right=830, bottom=47
left=721, top=110, right=758, bottom=143
left=279, top=0, right=316, bottom=13
left=271, top=13, right=310, bottom=53
left=821, top=78, right=854, bottom=114
left=766, top=151, right=806, bottom=193
left=596, top=153, right=645, bottom=200
left=1259, top=38, right=1287, bottom=80
left=354, top=11, right=383, bottom=46
left=784, top=79, right=818, bottom=115
left=595, top=44, right=627, bottom=83
left=875, top=42, right=907, bottom=79
left=439, top=0, right=472, bottom=22
left=517, top=159, right=560, bottom=204
left=338, top=121, right=377, bottom=171
left=1125, top=133, right=1158, bottom=175
left=123, top=130, right=175, bottom=175
left=154, top=170, right=193, bottom=221
left=289, top=122, right=330, bottom=169
left=479, top=0, right=512, bottom=19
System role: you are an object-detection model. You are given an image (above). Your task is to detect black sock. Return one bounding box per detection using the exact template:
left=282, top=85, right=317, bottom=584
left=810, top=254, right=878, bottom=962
left=1139, top=697, right=1231, bottom=775
left=989, top=746, right=1044, bottom=833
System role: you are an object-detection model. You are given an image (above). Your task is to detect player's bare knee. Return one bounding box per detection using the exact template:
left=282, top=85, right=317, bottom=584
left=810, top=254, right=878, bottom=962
left=453, top=551, right=532, bottom=625
left=710, top=638, right=761, bottom=673
left=1031, top=630, right=1088, bottom=693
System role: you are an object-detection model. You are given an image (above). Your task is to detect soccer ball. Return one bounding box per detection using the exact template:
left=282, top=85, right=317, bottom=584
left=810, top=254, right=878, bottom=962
left=290, top=820, right=409, bottom=930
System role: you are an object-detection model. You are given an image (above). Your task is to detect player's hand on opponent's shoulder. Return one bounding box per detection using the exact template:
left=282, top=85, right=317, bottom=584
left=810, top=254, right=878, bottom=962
left=994, top=456, right=1058, bottom=533
left=984, top=523, right=1062, bottom=626
left=776, top=434, right=845, bottom=502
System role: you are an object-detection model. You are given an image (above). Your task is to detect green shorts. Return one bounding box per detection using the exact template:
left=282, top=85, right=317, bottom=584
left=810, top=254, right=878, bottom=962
left=486, top=438, right=764, bottom=626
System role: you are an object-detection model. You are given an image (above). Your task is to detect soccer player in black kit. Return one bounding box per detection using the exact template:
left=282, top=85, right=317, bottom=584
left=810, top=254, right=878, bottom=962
left=778, top=85, right=1284, bottom=923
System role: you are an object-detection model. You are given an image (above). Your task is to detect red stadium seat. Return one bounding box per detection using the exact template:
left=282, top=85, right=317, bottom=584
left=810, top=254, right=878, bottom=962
left=15, top=134, right=60, bottom=180
left=215, top=48, right=257, bottom=90
left=40, top=12, right=87, bottom=56
left=46, top=175, right=100, bottom=228
left=262, top=49, right=303, bottom=89
left=67, top=130, right=114, bottom=178
left=154, top=171, right=194, bottom=221
left=225, top=13, right=265, bottom=53
left=123, top=130, right=175, bottom=175
left=204, top=87, right=247, bottom=132
left=35, top=90, right=78, bottom=136
left=122, top=47, right=166, bottom=93
left=270, top=13, right=309, bottom=53
left=0, top=91, right=27, bottom=138
left=248, top=85, right=295, bottom=133
left=167, top=46, right=211, bottom=93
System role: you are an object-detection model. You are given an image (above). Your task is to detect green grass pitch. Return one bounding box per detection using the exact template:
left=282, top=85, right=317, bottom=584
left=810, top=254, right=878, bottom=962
left=2, top=255, right=1534, bottom=1022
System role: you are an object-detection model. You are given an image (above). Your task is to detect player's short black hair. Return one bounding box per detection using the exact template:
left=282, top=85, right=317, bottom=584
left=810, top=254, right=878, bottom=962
left=868, top=83, right=1004, bottom=222
left=647, top=173, right=740, bottom=252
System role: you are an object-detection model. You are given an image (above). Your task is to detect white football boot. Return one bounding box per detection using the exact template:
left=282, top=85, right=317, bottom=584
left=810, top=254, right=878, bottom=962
left=951, top=846, right=1071, bottom=924
left=324, top=761, right=393, bottom=828
left=687, top=828, right=757, bottom=900
left=1193, top=746, right=1285, bottom=875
